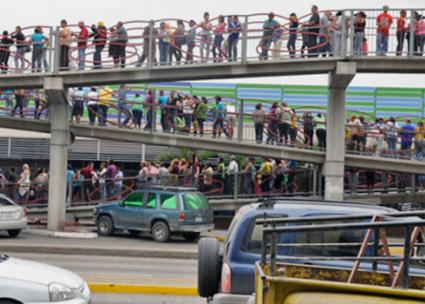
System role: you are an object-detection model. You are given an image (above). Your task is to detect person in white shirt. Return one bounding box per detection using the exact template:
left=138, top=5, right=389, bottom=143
left=226, top=103, right=237, bottom=139
left=87, top=87, right=98, bottom=125
left=226, top=155, right=239, bottom=195
left=182, top=96, right=194, bottom=133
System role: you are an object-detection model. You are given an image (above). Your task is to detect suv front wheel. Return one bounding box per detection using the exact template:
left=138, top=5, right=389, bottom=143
left=152, top=221, right=170, bottom=242
left=97, top=215, right=114, bottom=236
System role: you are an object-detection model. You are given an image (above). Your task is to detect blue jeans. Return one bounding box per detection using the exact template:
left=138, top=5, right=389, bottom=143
left=212, top=35, right=224, bottom=61
left=78, top=48, right=86, bottom=70
left=415, top=139, right=424, bottom=160
left=376, top=33, right=389, bottom=55
left=287, top=34, right=297, bottom=58
left=255, top=122, right=264, bottom=143
left=353, top=32, right=364, bottom=56
left=99, top=182, right=107, bottom=200
left=32, top=48, right=43, bottom=72
left=319, top=36, right=332, bottom=56
left=260, top=37, right=272, bottom=60
left=14, top=47, right=26, bottom=71
left=212, top=118, right=229, bottom=138
left=228, top=37, right=239, bottom=61
left=118, top=102, right=130, bottom=126
left=386, top=136, right=397, bottom=155
left=94, top=45, right=104, bottom=69
left=159, top=40, right=170, bottom=65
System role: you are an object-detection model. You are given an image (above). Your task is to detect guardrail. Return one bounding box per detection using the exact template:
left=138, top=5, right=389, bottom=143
left=0, top=8, right=424, bottom=74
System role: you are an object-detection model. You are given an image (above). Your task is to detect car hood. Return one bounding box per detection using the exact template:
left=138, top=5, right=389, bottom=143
left=0, top=257, right=84, bottom=288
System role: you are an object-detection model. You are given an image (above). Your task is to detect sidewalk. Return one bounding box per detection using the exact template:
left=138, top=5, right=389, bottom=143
left=0, top=228, right=227, bottom=259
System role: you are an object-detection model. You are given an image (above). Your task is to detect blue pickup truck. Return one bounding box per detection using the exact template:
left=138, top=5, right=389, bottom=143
left=197, top=199, right=423, bottom=304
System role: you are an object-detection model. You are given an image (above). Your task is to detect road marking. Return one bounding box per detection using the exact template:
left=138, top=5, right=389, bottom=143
left=89, top=283, right=198, bottom=296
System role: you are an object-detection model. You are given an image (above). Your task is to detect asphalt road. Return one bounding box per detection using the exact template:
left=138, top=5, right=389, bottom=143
left=7, top=252, right=203, bottom=304
left=8, top=252, right=197, bottom=286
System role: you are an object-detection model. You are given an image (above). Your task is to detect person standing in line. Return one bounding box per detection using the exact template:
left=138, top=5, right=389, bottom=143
left=186, top=20, right=197, bottom=64
left=156, top=22, right=170, bottom=65
left=212, top=15, right=226, bottom=62
left=35, top=168, right=48, bottom=203
left=195, top=97, right=208, bottom=136
left=171, top=20, right=185, bottom=64
left=75, top=21, right=89, bottom=70
left=253, top=103, right=265, bottom=143
left=305, top=5, right=320, bottom=57
left=319, top=11, right=332, bottom=57
left=279, top=102, right=293, bottom=145
left=227, top=15, right=241, bottom=62
left=98, top=86, right=112, bottom=126
left=39, top=27, right=50, bottom=72
left=353, top=11, right=367, bottom=56
left=266, top=102, right=279, bottom=145
left=17, top=164, right=31, bottom=203
left=225, top=102, right=236, bottom=139
left=138, top=23, right=158, bottom=66
left=414, top=121, right=425, bottom=161
left=260, top=12, right=279, bottom=60
left=115, top=22, right=128, bottom=68
left=86, top=87, right=98, bottom=126
left=182, top=95, right=194, bottom=133
left=157, top=90, right=169, bottom=131
left=113, top=165, right=123, bottom=199
left=30, top=26, right=45, bottom=72
left=71, top=87, right=86, bottom=124
left=417, top=15, right=425, bottom=56
left=144, top=90, right=154, bottom=130
left=313, top=113, right=326, bottom=148
left=116, top=84, right=131, bottom=127
left=400, top=119, right=415, bottom=158
left=199, top=12, right=213, bottom=63
left=287, top=13, right=299, bottom=58
left=11, top=89, right=25, bottom=118
left=385, top=117, right=399, bottom=156
left=212, top=96, right=229, bottom=138
left=242, top=157, right=255, bottom=194
left=0, top=31, right=13, bottom=74
left=302, top=111, right=314, bottom=147
left=90, top=22, right=107, bottom=69
left=226, top=155, right=239, bottom=195
left=97, top=162, right=107, bottom=200
left=271, top=23, right=284, bottom=60
left=376, top=5, right=393, bottom=56
left=12, top=26, right=26, bottom=72
left=59, top=20, right=72, bottom=70
left=396, top=10, right=408, bottom=56
left=132, top=93, right=144, bottom=130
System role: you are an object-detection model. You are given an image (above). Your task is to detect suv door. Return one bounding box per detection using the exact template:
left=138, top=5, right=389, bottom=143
left=158, top=193, right=180, bottom=229
left=114, top=192, right=144, bottom=229
left=140, top=192, right=158, bottom=230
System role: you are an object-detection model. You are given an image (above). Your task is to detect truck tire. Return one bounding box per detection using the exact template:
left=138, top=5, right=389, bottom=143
left=198, top=237, right=222, bottom=298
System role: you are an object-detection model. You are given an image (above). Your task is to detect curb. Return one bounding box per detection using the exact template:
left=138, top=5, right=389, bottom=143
left=2, top=244, right=198, bottom=259
left=89, top=283, right=198, bottom=296
left=25, top=229, right=98, bottom=239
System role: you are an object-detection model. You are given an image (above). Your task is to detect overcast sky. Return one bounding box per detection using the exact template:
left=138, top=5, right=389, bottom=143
left=2, top=0, right=425, bottom=88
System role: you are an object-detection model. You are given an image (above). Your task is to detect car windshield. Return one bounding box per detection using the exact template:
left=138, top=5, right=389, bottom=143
left=0, top=197, right=12, bottom=206
left=243, top=219, right=366, bottom=257
left=184, top=193, right=209, bottom=210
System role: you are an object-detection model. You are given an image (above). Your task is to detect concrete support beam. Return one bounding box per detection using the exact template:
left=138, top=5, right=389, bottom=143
left=323, top=62, right=356, bottom=201
left=44, top=77, right=69, bottom=231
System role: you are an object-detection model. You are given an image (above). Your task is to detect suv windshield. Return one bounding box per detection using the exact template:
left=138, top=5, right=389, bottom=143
left=184, top=193, right=209, bottom=210
left=243, top=219, right=366, bottom=256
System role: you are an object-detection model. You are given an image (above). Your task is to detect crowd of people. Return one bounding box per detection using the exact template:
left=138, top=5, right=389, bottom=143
left=1, top=86, right=425, bottom=161
left=1, top=5, right=425, bottom=72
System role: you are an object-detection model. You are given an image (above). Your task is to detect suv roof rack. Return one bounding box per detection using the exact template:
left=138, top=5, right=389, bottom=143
left=142, top=185, right=198, bottom=192
left=258, top=197, right=276, bottom=209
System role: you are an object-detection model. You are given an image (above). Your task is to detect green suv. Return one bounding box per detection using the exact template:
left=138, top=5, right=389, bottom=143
left=94, top=187, right=214, bottom=242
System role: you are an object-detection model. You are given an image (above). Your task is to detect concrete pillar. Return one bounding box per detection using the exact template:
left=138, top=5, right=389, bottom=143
left=45, top=77, right=70, bottom=231
left=323, top=62, right=356, bottom=201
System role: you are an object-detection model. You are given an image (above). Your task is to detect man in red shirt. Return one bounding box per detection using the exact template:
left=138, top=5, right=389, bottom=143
left=76, top=21, right=88, bottom=70
left=80, top=162, right=94, bottom=201
left=376, top=5, right=393, bottom=55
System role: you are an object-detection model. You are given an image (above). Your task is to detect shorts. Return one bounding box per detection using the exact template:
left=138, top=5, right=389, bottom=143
left=72, top=101, right=84, bottom=116
left=228, top=116, right=237, bottom=128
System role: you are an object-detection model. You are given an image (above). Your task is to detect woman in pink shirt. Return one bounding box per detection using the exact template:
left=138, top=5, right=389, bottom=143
left=417, top=17, right=425, bottom=55
left=212, top=15, right=226, bottom=62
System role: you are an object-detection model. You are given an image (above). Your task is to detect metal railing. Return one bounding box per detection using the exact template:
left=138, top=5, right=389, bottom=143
left=258, top=210, right=425, bottom=289
left=0, top=9, right=424, bottom=74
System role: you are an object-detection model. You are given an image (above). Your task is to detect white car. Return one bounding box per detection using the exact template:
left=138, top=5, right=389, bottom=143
left=0, top=194, right=27, bottom=237
left=0, top=254, right=91, bottom=303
